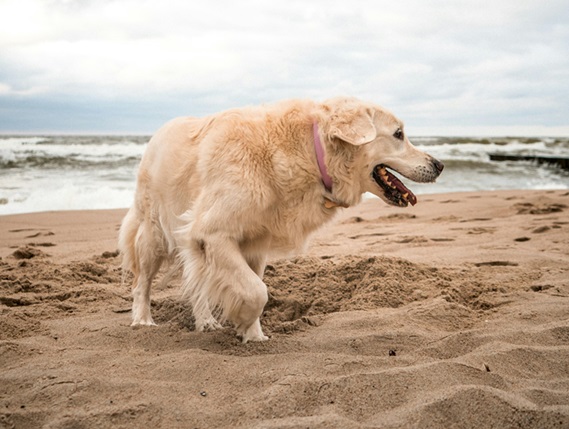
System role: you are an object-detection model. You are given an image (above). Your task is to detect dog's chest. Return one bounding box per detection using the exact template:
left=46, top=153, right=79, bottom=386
left=265, top=198, right=335, bottom=254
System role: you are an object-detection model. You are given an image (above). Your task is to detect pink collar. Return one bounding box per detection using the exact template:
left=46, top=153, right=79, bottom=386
left=313, top=122, right=333, bottom=192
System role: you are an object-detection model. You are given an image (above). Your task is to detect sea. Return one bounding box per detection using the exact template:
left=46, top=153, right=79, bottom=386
left=1, top=135, right=568, bottom=215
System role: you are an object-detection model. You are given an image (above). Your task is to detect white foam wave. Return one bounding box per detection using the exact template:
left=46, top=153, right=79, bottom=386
left=0, top=138, right=146, bottom=163
left=0, top=181, right=135, bottom=215
left=415, top=140, right=568, bottom=163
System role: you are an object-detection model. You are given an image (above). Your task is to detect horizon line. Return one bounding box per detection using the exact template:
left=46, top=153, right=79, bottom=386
left=1, top=125, right=568, bottom=138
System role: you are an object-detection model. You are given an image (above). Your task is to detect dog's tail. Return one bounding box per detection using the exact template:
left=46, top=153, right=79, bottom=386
left=118, top=206, right=140, bottom=287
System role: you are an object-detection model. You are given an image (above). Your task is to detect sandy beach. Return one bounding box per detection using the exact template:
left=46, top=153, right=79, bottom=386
left=1, top=189, right=569, bottom=428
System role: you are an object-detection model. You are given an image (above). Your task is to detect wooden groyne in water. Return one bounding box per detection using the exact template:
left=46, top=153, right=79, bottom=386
left=489, top=154, right=569, bottom=171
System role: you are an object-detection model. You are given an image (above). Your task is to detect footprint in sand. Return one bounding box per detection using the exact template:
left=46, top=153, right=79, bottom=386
left=529, top=284, right=554, bottom=292
left=467, top=227, right=496, bottom=235
left=8, top=229, right=55, bottom=239
left=11, top=246, right=46, bottom=259
left=26, top=231, right=55, bottom=238
left=381, top=213, right=417, bottom=220
left=459, top=218, right=492, bottom=223
left=474, top=261, right=519, bottom=267
left=395, top=236, right=429, bottom=244
left=349, top=232, right=391, bottom=240
left=433, top=215, right=460, bottom=222
left=8, top=228, right=36, bottom=233
left=515, top=202, right=566, bottom=215
left=514, top=237, right=531, bottom=242
left=101, top=250, right=120, bottom=258
left=448, top=226, right=496, bottom=234
left=342, top=216, right=366, bottom=224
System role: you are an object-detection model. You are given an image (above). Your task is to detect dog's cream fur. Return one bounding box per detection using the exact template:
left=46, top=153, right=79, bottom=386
left=118, top=97, right=443, bottom=342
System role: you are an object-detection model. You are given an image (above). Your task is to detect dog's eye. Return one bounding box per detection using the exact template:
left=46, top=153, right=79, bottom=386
left=393, top=128, right=404, bottom=140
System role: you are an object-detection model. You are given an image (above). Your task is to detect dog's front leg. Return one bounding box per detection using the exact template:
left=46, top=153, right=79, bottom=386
left=182, top=233, right=269, bottom=343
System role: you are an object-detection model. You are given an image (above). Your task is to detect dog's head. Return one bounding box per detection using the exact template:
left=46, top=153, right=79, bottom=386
left=321, top=97, right=444, bottom=207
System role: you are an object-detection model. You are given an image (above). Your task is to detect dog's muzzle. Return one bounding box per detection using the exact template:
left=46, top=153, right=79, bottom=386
left=372, top=158, right=444, bottom=207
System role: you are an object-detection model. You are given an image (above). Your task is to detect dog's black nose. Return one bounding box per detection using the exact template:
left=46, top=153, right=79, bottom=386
left=433, top=159, right=444, bottom=173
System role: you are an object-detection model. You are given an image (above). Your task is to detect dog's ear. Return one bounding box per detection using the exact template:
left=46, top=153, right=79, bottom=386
left=326, top=100, right=377, bottom=145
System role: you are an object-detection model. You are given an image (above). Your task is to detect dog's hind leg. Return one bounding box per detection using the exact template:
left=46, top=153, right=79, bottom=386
left=131, top=220, right=166, bottom=326
left=156, top=256, right=181, bottom=290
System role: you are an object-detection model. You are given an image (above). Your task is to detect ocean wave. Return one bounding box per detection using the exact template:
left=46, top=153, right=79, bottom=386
left=2, top=136, right=567, bottom=170
left=0, top=136, right=53, bottom=145
left=414, top=136, right=569, bottom=146
left=0, top=135, right=147, bottom=170
left=0, top=181, right=135, bottom=215
left=1, top=134, right=568, bottom=215
left=417, top=140, right=569, bottom=163
left=0, top=155, right=141, bottom=170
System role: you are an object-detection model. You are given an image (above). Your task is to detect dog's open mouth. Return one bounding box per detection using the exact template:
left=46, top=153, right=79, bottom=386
left=372, top=165, right=417, bottom=207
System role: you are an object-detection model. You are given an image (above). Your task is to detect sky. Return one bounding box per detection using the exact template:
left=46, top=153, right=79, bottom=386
left=0, top=0, right=568, bottom=136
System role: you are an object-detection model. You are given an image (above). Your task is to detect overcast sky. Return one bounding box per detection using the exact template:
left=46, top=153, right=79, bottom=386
left=1, top=0, right=568, bottom=135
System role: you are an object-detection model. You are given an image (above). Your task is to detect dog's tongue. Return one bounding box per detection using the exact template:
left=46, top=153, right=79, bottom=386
left=386, top=170, right=417, bottom=206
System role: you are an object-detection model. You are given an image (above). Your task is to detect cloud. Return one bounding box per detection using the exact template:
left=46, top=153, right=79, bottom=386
left=0, top=0, right=568, bottom=133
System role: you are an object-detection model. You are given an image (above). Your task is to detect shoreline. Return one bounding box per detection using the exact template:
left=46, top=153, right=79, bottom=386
left=2, top=189, right=567, bottom=263
left=1, top=189, right=569, bottom=428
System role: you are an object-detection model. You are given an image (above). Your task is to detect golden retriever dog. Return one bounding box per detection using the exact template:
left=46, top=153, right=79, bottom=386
left=118, top=97, right=443, bottom=343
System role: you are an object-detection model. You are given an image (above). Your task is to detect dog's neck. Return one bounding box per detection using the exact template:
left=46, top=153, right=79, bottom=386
left=312, top=122, right=350, bottom=209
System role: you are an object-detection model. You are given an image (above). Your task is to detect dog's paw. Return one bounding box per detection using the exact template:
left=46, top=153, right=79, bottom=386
left=131, top=301, right=157, bottom=326
left=238, top=319, right=269, bottom=343
left=240, top=332, right=269, bottom=344
left=196, top=317, right=223, bottom=332
left=131, top=320, right=157, bottom=327
left=131, top=316, right=157, bottom=327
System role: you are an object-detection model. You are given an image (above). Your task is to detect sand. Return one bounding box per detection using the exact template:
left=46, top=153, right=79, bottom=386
left=1, top=189, right=569, bottom=428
